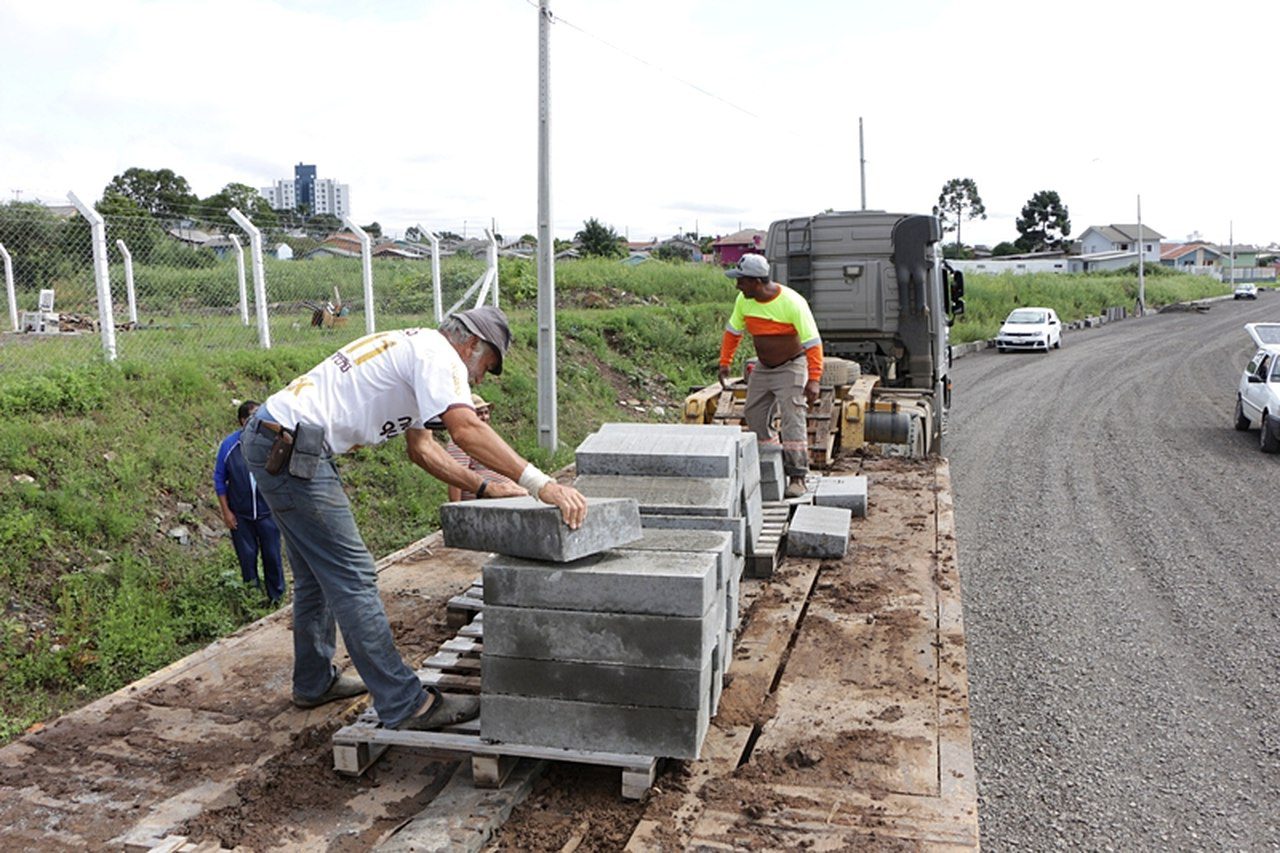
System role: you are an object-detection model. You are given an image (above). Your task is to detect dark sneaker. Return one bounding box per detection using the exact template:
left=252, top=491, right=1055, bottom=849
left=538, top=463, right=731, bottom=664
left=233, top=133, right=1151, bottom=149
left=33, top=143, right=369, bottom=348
left=395, top=688, right=480, bottom=731
left=292, top=673, right=367, bottom=709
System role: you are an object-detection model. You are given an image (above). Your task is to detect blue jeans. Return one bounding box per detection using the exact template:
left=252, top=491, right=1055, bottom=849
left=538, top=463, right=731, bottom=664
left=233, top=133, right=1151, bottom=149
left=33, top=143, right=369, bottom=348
left=230, top=513, right=285, bottom=601
left=240, top=413, right=428, bottom=727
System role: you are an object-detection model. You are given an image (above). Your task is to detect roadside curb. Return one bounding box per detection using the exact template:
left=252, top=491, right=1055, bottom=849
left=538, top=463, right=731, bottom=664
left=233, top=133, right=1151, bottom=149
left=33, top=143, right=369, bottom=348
left=949, top=288, right=1266, bottom=360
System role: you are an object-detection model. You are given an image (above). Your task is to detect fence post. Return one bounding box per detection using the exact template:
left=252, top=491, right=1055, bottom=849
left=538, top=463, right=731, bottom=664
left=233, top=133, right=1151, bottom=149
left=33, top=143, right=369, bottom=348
left=342, top=217, right=375, bottom=334
left=420, top=226, right=442, bottom=325
left=229, top=234, right=249, bottom=326
left=67, top=191, right=117, bottom=361
left=115, top=239, right=139, bottom=325
left=0, top=243, right=15, bottom=331
left=227, top=208, right=270, bottom=349
left=485, top=228, right=499, bottom=308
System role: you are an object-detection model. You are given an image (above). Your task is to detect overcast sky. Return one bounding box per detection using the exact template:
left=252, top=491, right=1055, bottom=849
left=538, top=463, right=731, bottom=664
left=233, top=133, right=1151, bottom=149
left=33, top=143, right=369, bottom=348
left=2, top=0, right=1277, bottom=247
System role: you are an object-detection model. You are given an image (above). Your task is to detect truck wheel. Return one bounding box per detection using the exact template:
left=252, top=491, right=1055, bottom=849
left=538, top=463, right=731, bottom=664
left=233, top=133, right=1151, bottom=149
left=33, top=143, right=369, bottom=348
left=1234, top=396, right=1251, bottom=431
left=1262, top=412, right=1280, bottom=453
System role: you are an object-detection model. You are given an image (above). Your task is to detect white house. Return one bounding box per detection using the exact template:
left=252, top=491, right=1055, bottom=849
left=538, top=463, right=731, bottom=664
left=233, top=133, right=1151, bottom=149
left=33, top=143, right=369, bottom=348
left=1077, top=224, right=1165, bottom=265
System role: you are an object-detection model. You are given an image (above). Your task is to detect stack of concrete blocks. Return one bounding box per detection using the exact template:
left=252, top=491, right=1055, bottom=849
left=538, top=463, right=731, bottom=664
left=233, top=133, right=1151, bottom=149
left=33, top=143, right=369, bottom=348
left=479, top=543, right=723, bottom=759
left=573, top=422, right=764, bottom=635
left=440, top=492, right=728, bottom=759
left=759, top=444, right=785, bottom=502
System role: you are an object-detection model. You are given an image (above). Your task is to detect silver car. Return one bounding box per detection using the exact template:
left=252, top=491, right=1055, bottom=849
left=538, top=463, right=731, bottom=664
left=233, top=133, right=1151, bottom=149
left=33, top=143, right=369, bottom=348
left=1233, top=322, right=1280, bottom=452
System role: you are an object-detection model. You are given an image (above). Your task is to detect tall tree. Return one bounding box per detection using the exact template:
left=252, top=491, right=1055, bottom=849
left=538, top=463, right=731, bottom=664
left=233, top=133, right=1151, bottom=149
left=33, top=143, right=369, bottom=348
left=198, top=183, right=278, bottom=231
left=361, top=221, right=382, bottom=239
left=574, top=217, right=625, bottom=258
left=104, top=167, right=197, bottom=220
left=936, top=178, right=987, bottom=248
left=1015, top=190, right=1071, bottom=252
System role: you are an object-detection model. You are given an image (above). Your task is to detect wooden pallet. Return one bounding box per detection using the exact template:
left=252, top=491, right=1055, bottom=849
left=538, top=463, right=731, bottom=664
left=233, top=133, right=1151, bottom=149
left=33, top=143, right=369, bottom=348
left=332, top=607, right=661, bottom=799
left=445, top=579, right=484, bottom=627
left=745, top=502, right=791, bottom=579
left=713, top=386, right=841, bottom=468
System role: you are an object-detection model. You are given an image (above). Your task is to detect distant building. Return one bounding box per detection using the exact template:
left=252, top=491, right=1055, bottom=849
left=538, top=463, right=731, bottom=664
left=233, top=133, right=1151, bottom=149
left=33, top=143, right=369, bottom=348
left=259, top=162, right=350, bottom=217
left=712, top=229, right=766, bottom=266
left=1077, top=224, right=1165, bottom=265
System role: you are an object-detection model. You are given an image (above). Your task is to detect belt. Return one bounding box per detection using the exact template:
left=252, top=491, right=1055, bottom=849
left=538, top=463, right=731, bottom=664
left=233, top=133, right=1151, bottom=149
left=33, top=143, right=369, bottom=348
left=255, top=419, right=290, bottom=438
left=760, top=351, right=804, bottom=369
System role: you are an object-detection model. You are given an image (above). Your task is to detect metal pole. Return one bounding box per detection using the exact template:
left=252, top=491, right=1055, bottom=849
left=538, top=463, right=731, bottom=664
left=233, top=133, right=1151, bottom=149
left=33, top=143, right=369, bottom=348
left=229, top=234, right=249, bottom=326
left=1136, top=195, right=1144, bottom=316
left=228, top=207, right=271, bottom=348
left=859, top=116, right=867, bottom=211
left=537, top=0, right=558, bottom=452
left=1230, top=220, right=1235, bottom=286
left=342, top=216, right=376, bottom=333
left=67, top=191, right=116, bottom=361
left=115, top=240, right=138, bottom=325
left=485, top=228, right=499, bottom=308
left=0, top=243, right=16, bottom=331
left=421, top=226, right=443, bottom=325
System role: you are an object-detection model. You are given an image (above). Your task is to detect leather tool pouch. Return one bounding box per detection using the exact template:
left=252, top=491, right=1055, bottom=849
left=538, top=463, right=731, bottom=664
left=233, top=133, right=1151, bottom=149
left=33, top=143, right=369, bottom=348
left=264, top=430, right=293, bottom=475
left=288, top=423, right=326, bottom=480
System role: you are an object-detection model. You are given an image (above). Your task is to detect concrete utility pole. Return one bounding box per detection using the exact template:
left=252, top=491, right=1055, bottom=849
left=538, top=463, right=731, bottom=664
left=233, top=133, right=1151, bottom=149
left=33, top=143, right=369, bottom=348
left=1136, top=195, right=1145, bottom=316
left=859, top=117, right=867, bottom=210
left=536, top=0, right=558, bottom=452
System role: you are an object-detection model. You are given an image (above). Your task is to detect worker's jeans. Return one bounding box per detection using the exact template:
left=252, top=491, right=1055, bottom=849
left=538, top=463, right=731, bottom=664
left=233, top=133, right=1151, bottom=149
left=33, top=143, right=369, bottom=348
left=744, top=357, right=810, bottom=477
left=241, top=415, right=428, bottom=727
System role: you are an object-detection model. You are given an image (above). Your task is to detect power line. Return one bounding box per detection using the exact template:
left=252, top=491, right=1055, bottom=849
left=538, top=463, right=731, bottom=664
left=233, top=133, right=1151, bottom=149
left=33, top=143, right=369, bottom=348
left=526, top=0, right=760, bottom=120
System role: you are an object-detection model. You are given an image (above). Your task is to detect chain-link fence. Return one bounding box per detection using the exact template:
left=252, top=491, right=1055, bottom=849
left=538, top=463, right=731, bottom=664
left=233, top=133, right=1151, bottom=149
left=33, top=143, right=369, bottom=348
left=0, top=198, right=512, bottom=375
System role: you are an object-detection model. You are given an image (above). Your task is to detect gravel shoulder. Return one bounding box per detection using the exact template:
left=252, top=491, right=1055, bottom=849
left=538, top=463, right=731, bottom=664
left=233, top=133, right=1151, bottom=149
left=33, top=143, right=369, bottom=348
left=948, top=297, right=1280, bottom=849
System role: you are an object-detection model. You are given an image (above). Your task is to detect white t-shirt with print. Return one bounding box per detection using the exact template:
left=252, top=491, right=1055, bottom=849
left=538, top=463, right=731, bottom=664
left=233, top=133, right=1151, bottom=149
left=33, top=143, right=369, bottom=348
left=264, top=328, right=473, bottom=454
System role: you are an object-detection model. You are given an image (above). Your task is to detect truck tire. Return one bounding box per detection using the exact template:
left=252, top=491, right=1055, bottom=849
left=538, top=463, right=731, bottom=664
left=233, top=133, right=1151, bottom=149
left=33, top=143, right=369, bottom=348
left=1234, top=396, right=1251, bottom=431
left=1261, top=412, right=1280, bottom=453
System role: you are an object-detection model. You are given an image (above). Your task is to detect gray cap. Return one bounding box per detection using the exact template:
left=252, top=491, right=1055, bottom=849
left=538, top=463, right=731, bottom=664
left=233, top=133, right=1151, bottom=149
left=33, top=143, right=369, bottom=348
left=724, top=253, right=770, bottom=280
left=454, top=305, right=512, bottom=375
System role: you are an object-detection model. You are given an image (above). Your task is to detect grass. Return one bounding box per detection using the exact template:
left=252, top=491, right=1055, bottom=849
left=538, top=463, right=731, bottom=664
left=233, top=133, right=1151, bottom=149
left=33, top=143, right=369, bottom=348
left=0, top=257, right=1230, bottom=740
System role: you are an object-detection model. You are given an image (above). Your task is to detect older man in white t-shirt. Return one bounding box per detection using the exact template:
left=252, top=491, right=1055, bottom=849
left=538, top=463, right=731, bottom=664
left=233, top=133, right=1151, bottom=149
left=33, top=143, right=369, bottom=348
left=241, top=305, right=587, bottom=731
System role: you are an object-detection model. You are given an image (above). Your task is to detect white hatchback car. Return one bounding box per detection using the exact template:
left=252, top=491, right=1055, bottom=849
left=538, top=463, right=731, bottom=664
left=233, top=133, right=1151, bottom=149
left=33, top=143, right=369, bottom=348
left=1233, top=322, right=1280, bottom=453
left=996, top=307, right=1062, bottom=353
left=1234, top=282, right=1259, bottom=300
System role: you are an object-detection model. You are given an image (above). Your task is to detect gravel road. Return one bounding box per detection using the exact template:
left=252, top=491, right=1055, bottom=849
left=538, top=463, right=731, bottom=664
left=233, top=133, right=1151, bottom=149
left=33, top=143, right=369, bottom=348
left=948, top=296, right=1280, bottom=851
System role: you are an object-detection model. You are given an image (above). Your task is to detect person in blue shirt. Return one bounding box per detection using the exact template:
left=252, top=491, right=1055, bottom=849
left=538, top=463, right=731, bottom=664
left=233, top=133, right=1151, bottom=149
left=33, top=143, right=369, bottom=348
left=214, top=401, right=285, bottom=605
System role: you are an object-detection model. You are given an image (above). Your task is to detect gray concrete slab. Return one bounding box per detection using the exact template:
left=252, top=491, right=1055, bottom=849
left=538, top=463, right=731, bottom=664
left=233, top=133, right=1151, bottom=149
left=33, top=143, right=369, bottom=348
left=483, top=604, right=721, bottom=669
left=786, top=504, right=852, bottom=558
left=759, top=444, right=784, bottom=501
left=741, top=483, right=764, bottom=550
left=736, top=432, right=761, bottom=495
left=481, top=694, right=709, bottom=759
left=615, top=528, right=733, bottom=590
left=814, top=475, right=868, bottom=517
left=482, top=549, right=718, bottom=617
left=482, top=654, right=713, bottom=710
left=574, top=474, right=737, bottom=517
left=440, top=496, right=642, bottom=562
left=640, top=514, right=747, bottom=556
left=575, top=430, right=740, bottom=479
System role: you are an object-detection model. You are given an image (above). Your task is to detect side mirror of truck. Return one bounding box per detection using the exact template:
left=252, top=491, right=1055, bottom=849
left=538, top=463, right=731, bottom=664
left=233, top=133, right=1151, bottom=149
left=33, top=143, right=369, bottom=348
left=945, top=269, right=966, bottom=322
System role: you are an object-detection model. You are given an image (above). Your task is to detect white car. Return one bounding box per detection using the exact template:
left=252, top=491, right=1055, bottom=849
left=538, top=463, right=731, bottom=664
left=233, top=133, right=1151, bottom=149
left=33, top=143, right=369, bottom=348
left=1234, top=282, right=1259, bottom=300
left=996, top=307, right=1062, bottom=353
left=1233, top=322, right=1280, bottom=453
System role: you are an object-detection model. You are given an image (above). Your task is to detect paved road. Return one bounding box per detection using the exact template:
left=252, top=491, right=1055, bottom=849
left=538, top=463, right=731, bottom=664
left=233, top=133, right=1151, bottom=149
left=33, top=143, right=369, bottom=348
left=948, top=297, right=1280, bottom=850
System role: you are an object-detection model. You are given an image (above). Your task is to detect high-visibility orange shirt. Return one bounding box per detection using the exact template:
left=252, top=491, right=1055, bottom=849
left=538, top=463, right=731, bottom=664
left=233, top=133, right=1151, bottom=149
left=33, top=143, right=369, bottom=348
left=719, top=286, right=824, bottom=381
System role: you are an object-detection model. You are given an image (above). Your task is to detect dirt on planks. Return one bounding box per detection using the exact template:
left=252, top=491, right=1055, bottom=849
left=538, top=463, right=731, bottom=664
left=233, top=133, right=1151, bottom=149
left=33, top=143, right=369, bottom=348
left=488, top=456, right=947, bottom=851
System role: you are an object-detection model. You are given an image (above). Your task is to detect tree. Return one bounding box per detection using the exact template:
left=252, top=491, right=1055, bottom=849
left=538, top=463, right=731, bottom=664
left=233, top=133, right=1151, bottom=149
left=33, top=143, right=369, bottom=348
left=104, top=167, right=197, bottom=221
left=991, top=241, right=1019, bottom=257
left=936, top=178, right=986, bottom=248
left=574, top=217, right=625, bottom=258
left=362, top=221, right=382, bottom=239
left=198, top=183, right=278, bottom=232
left=1014, top=190, right=1071, bottom=253
left=655, top=243, right=693, bottom=262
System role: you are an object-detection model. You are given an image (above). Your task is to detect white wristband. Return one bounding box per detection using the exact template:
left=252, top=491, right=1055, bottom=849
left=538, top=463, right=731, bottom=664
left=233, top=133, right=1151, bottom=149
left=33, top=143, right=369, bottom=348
left=518, top=463, right=553, bottom=498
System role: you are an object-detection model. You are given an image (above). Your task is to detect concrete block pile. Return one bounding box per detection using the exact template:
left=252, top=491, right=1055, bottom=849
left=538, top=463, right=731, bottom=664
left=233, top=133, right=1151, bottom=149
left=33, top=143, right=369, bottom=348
left=575, top=423, right=768, bottom=564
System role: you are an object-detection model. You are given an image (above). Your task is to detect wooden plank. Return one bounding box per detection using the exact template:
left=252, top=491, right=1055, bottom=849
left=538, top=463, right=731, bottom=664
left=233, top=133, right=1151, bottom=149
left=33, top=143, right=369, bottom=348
left=440, top=637, right=482, bottom=655
left=624, top=556, right=823, bottom=850
left=472, top=755, right=519, bottom=789
left=331, top=726, right=659, bottom=770
left=423, top=653, right=481, bottom=672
